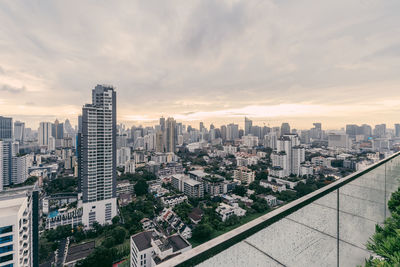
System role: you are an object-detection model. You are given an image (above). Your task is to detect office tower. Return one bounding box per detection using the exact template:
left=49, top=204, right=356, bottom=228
left=346, top=124, right=358, bottom=137
left=250, top=125, right=262, bottom=139
left=199, top=122, right=204, bottom=132
left=220, top=125, right=227, bottom=141
left=14, top=121, right=25, bottom=143
left=38, top=122, right=52, bottom=147
left=166, top=117, right=176, bottom=152
left=52, top=119, right=64, bottom=139
left=52, top=119, right=64, bottom=148
left=159, top=117, right=166, bottom=132
left=64, top=119, right=75, bottom=136
left=361, top=124, right=372, bottom=136
left=280, top=123, right=291, bottom=136
left=395, top=124, right=400, bottom=137
left=244, top=117, right=252, bottom=136
left=374, top=124, right=386, bottom=138
left=0, top=185, right=40, bottom=267
left=0, top=116, right=13, bottom=140
left=226, top=124, right=239, bottom=141
left=80, top=85, right=117, bottom=227
left=310, top=122, right=322, bottom=140
left=210, top=123, right=215, bottom=130
left=328, top=133, right=351, bottom=149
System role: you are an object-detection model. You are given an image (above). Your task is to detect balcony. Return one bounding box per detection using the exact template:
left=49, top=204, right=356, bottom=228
left=158, top=152, right=400, bottom=267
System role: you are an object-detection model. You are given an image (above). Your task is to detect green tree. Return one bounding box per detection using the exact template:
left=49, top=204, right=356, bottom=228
left=388, top=188, right=400, bottom=213
left=112, top=216, right=120, bottom=224
left=192, top=224, right=213, bottom=241
left=112, top=226, right=127, bottom=244
left=233, top=185, right=247, bottom=197
left=134, top=180, right=149, bottom=196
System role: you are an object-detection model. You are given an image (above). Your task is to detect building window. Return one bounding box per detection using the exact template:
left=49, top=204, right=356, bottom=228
left=0, top=236, right=12, bottom=245
left=0, top=226, right=12, bottom=235
left=0, top=245, right=13, bottom=254
left=0, top=253, right=13, bottom=263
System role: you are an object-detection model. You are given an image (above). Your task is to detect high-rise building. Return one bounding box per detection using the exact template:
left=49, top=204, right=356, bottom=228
left=0, top=141, right=18, bottom=187
left=0, top=185, right=40, bottom=267
left=220, top=125, right=227, bottom=141
left=310, top=122, right=322, bottom=140
left=14, top=121, right=25, bottom=143
left=199, top=122, right=205, bottom=132
left=166, top=117, right=176, bottom=153
left=80, top=85, right=117, bottom=227
left=244, top=117, right=252, bottom=136
left=38, top=122, right=52, bottom=147
left=280, top=123, right=291, bottom=136
left=374, top=124, right=386, bottom=138
left=226, top=124, right=239, bottom=141
left=159, top=117, right=165, bottom=132
left=0, top=116, right=13, bottom=140
left=271, top=134, right=304, bottom=176
left=52, top=119, right=64, bottom=139
left=395, top=124, right=400, bottom=137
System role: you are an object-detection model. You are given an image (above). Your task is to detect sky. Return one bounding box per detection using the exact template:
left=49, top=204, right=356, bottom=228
left=0, top=0, right=400, bottom=130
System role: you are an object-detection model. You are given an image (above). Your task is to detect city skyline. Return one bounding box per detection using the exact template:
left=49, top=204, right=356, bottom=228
left=1, top=1, right=400, bottom=128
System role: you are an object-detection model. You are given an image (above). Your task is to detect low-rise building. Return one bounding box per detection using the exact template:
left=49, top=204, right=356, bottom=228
left=259, top=180, right=286, bottom=192
left=215, top=203, right=246, bottom=222
left=171, top=174, right=204, bottom=198
left=161, top=195, right=188, bottom=207
left=117, top=180, right=134, bottom=196
left=130, top=231, right=191, bottom=267
left=46, top=208, right=83, bottom=230
left=258, top=194, right=278, bottom=207
left=233, top=166, right=255, bottom=184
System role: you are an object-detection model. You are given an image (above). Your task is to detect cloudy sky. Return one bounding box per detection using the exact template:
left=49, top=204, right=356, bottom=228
left=0, top=0, right=400, bottom=130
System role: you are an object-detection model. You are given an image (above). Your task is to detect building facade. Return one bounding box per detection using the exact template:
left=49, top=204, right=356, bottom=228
left=80, top=85, right=117, bottom=227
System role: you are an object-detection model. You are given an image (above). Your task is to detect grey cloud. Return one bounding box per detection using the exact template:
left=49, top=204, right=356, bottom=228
left=0, top=84, right=26, bottom=93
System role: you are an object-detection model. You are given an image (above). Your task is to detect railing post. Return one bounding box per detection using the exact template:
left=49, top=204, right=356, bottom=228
left=384, top=163, right=387, bottom=220
left=337, top=188, right=340, bottom=267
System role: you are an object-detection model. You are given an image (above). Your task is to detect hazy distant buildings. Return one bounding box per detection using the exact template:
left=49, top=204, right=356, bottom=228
left=79, top=85, right=117, bottom=227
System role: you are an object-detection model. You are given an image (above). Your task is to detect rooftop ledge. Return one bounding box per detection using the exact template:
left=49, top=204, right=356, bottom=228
left=158, top=151, right=400, bottom=267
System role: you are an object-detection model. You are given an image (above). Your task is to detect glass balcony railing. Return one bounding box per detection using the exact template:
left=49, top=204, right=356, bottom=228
left=158, top=152, right=400, bottom=267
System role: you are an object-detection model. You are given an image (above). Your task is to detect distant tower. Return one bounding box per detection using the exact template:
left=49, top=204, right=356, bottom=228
left=245, top=117, right=253, bottom=136
left=80, top=85, right=117, bottom=227
left=14, top=121, right=25, bottom=143
left=281, top=123, right=291, bottom=136
left=166, top=117, right=176, bottom=152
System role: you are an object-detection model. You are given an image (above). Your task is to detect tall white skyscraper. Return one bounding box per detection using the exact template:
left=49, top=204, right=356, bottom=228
left=80, top=85, right=117, bottom=227
left=38, top=122, right=52, bottom=147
